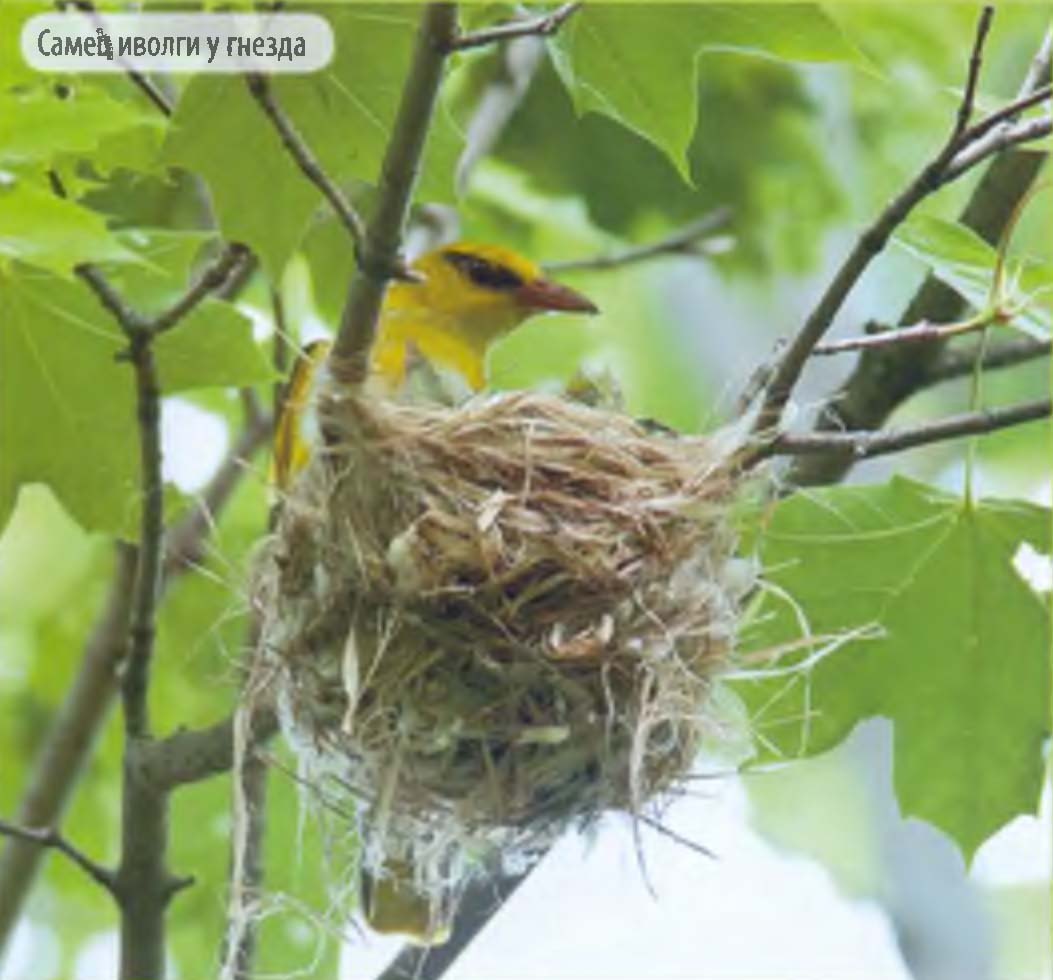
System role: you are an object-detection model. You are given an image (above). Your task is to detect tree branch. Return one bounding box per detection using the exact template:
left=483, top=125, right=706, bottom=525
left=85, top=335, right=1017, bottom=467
left=445, top=2, right=581, bottom=53
left=0, top=393, right=269, bottom=953
left=743, top=6, right=1001, bottom=448
left=73, top=229, right=262, bottom=980
left=812, top=317, right=989, bottom=357
left=957, top=82, right=1051, bottom=147
left=113, top=330, right=174, bottom=980
left=143, top=708, right=279, bottom=791
left=542, top=208, right=733, bottom=274
left=245, top=73, right=368, bottom=258
left=151, top=243, right=251, bottom=335
left=767, top=398, right=1050, bottom=461
left=945, top=113, right=1051, bottom=183
left=61, top=0, right=173, bottom=116
left=0, top=819, right=116, bottom=894
left=120, top=336, right=163, bottom=740
left=787, top=33, right=1050, bottom=490
left=330, top=2, right=459, bottom=384
left=924, top=336, right=1051, bottom=383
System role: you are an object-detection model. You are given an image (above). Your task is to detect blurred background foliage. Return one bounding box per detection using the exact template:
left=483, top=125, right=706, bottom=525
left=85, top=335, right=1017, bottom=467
left=0, top=3, right=1049, bottom=978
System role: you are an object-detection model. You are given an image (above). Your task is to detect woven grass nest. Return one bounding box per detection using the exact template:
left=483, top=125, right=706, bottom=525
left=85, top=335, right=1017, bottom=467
left=254, top=383, right=750, bottom=930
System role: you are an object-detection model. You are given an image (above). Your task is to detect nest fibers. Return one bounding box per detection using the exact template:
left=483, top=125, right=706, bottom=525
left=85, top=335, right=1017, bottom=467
left=254, top=385, right=751, bottom=932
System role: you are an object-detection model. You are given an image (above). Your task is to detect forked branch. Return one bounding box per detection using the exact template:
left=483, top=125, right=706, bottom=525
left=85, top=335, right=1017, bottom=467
left=445, top=2, right=581, bottom=53
left=742, top=6, right=1052, bottom=458
left=0, top=819, right=115, bottom=893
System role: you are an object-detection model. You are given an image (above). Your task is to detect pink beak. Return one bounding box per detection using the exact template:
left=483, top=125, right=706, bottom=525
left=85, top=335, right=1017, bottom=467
left=516, top=278, right=599, bottom=314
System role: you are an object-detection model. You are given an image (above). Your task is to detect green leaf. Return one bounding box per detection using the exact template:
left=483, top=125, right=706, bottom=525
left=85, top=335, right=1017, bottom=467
left=0, top=267, right=138, bottom=535
left=0, top=2, right=43, bottom=90
left=895, top=215, right=1052, bottom=338
left=155, top=301, right=275, bottom=393
left=0, top=258, right=273, bottom=535
left=0, top=178, right=140, bottom=275
left=163, top=5, right=461, bottom=281
left=0, top=485, right=96, bottom=625
left=162, top=77, right=319, bottom=283
left=550, top=4, right=861, bottom=179
left=737, top=478, right=1050, bottom=859
left=0, top=85, right=160, bottom=166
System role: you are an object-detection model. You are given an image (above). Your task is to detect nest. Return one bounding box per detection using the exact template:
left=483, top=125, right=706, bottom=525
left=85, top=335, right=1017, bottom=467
left=254, top=386, right=749, bottom=932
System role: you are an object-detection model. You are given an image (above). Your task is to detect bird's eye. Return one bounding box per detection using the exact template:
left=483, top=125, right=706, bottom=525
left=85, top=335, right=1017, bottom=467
left=443, top=251, right=523, bottom=291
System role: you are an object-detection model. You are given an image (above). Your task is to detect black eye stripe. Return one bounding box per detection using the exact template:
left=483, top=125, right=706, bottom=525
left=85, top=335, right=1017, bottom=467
left=442, top=250, right=524, bottom=290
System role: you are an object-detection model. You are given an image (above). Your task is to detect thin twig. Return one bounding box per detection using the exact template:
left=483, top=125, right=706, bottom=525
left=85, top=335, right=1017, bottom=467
left=61, top=0, right=173, bottom=116
left=812, top=318, right=988, bottom=356
left=635, top=813, right=717, bottom=861
left=0, top=819, right=116, bottom=893
left=75, top=263, right=148, bottom=332
left=543, top=208, right=733, bottom=274
left=219, top=304, right=287, bottom=979
left=245, top=73, right=368, bottom=257
left=127, top=70, right=173, bottom=117
left=957, top=82, right=1051, bottom=148
left=330, top=3, right=459, bottom=384
left=768, top=397, right=1050, bottom=461
left=925, top=336, right=1051, bottom=383
left=945, top=114, right=1052, bottom=182
left=742, top=6, right=998, bottom=451
left=217, top=250, right=259, bottom=302
left=445, top=1, right=582, bottom=53
left=951, top=6, right=994, bottom=141
left=151, top=243, right=251, bottom=335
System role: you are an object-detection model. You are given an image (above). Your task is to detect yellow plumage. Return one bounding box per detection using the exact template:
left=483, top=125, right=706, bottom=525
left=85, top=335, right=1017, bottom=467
left=273, top=242, right=597, bottom=492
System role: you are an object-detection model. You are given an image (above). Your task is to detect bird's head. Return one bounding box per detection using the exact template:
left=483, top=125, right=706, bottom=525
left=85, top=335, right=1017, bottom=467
left=398, top=242, right=598, bottom=343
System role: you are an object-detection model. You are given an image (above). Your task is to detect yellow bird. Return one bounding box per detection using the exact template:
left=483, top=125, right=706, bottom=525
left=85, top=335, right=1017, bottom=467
left=273, top=241, right=598, bottom=491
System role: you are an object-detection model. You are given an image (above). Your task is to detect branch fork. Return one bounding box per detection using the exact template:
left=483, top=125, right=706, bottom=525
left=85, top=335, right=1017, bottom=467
left=740, top=6, right=1051, bottom=465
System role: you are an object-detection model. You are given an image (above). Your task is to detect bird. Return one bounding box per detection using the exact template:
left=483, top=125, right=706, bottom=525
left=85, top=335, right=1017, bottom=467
left=272, top=241, right=598, bottom=490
